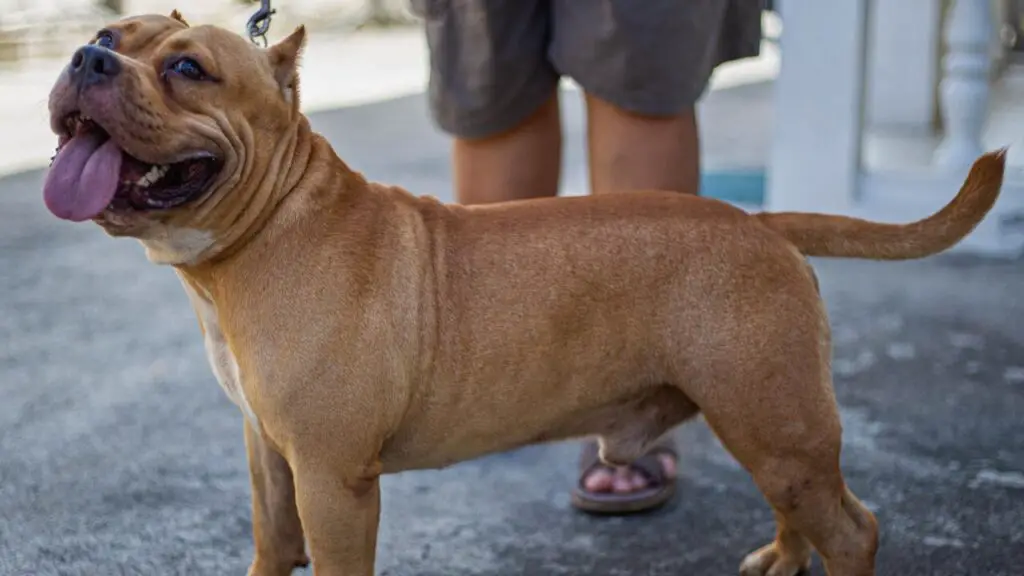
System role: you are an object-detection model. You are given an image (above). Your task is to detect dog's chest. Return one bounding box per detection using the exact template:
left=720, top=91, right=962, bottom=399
left=178, top=278, right=259, bottom=427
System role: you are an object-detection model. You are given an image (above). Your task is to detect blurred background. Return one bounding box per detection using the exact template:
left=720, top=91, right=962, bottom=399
left=1, top=1, right=1023, bottom=575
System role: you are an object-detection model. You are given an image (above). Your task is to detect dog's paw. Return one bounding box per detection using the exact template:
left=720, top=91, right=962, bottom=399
left=739, top=542, right=811, bottom=576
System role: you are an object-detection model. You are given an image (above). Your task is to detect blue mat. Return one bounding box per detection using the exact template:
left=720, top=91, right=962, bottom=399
left=700, top=169, right=765, bottom=206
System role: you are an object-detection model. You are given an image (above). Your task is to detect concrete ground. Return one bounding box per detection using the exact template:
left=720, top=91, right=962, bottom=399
left=2, top=47, right=1024, bottom=576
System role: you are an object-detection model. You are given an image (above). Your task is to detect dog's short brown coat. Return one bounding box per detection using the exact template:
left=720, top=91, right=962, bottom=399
left=47, top=12, right=1007, bottom=576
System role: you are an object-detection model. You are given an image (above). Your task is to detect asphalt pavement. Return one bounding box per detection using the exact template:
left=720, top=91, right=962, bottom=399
left=2, top=92, right=1023, bottom=576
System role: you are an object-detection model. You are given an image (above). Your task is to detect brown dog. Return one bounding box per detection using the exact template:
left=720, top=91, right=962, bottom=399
left=42, top=12, right=1007, bottom=576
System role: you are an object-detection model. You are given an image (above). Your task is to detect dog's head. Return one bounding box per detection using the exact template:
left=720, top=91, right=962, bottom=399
left=43, top=11, right=307, bottom=264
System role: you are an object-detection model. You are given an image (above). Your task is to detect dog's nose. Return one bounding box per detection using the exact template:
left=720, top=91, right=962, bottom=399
left=69, top=45, right=121, bottom=87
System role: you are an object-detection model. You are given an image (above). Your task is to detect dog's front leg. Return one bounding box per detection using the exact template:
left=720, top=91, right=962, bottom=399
left=291, top=454, right=382, bottom=576
left=244, top=420, right=310, bottom=576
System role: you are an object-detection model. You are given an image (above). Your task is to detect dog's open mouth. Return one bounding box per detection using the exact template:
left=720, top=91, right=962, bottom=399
left=43, top=112, right=221, bottom=222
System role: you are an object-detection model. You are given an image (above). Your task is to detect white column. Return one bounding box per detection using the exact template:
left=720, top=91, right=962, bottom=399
left=864, top=0, right=942, bottom=134
left=765, top=0, right=870, bottom=213
left=932, top=0, right=995, bottom=172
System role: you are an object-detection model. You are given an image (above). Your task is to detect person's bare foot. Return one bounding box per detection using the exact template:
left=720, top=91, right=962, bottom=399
left=581, top=453, right=677, bottom=494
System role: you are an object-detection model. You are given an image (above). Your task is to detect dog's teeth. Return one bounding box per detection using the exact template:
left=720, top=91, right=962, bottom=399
left=135, top=164, right=169, bottom=188
left=70, top=114, right=88, bottom=135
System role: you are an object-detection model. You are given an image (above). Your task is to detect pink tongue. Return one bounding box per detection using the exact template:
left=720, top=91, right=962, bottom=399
left=43, top=133, right=123, bottom=222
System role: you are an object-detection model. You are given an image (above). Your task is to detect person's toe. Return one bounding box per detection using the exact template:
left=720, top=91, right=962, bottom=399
left=612, top=467, right=639, bottom=493
left=630, top=469, right=649, bottom=490
left=659, top=453, right=677, bottom=479
left=582, top=467, right=615, bottom=493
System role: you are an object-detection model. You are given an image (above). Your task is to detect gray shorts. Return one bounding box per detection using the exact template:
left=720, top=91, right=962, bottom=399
left=409, top=0, right=764, bottom=139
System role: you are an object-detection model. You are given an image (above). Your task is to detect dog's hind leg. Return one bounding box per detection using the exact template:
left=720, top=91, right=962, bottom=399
left=694, top=358, right=878, bottom=576
left=737, top=469, right=878, bottom=576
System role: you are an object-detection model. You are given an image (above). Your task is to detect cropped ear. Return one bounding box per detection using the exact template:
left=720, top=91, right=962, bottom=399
left=267, top=25, right=307, bottom=106
left=169, top=9, right=189, bottom=26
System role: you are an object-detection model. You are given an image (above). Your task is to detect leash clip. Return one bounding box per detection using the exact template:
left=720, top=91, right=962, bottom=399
left=246, top=0, right=276, bottom=47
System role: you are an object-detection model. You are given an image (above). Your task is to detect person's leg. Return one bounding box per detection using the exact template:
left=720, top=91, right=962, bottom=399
left=411, top=0, right=563, bottom=205
left=550, top=0, right=764, bottom=509
left=577, top=97, right=699, bottom=497
left=584, top=95, right=701, bottom=196
left=453, top=92, right=562, bottom=204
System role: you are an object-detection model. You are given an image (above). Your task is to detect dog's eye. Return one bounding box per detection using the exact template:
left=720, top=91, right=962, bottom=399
left=95, top=31, right=115, bottom=49
left=170, top=57, right=207, bottom=81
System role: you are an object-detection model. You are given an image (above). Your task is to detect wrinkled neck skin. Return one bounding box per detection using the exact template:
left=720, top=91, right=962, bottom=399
left=139, top=111, right=315, bottom=267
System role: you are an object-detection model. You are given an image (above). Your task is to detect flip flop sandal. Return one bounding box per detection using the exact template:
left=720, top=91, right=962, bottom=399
left=571, top=436, right=678, bottom=515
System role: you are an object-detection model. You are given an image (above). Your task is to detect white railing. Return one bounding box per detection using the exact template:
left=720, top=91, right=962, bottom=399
left=768, top=0, right=1024, bottom=257
left=934, top=0, right=996, bottom=173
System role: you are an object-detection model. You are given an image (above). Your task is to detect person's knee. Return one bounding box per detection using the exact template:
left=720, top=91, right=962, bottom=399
left=584, top=92, right=697, bottom=134
left=455, top=91, right=561, bottom=145
left=584, top=92, right=700, bottom=195
left=452, top=92, right=563, bottom=204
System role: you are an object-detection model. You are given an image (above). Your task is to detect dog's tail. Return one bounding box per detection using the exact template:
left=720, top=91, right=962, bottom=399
left=754, top=149, right=1007, bottom=260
